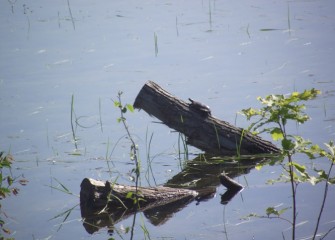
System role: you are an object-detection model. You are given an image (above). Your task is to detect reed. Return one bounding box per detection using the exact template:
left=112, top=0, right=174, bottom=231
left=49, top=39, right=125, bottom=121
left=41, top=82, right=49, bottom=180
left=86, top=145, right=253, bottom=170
left=99, top=97, right=103, bottom=133
left=212, top=123, right=221, bottom=151
left=23, top=4, right=31, bottom=39
left=49, top=204, right=79, bottom=232
left=287, top=2, right=291, bottom=35
left=145, top=127, right=157, bottom=186
left=67, top=0, right=75, bottom=30
left=246, top=23, right=250, bottom=38
left=154, top=32, right=158, bottom=57
left=175, top=16, right=179, bottom=36
left=208, top=0, right=212, bottom=31
left=70, top=94, right=78, bottom=149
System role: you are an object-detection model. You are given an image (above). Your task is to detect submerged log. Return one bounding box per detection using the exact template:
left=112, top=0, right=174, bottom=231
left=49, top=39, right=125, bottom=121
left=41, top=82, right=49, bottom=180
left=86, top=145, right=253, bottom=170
left=80, top=172, right=243, bottom=213
left=219, top=172, right=243, bottom=191
left=133, top=81, right=280, bottom=156
left=80, top=172, right=242, bottom=229
left=80, top=178, right=199, bottom=232
left=80, top=178, right=198, bottom=211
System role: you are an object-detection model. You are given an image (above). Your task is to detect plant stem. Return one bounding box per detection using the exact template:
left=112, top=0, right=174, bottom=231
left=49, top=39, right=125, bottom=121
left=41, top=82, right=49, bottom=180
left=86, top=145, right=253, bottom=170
left=287, top=154, right=296, bottom=240
left=67, top=0, right=75, bottom=30
left=117, top=92, right=140, bottom=193
left=312, top=160, right=334, bottom=239
left=70, top=94, right=78, bottom=149
left=281, top=119, right=296, bottom=240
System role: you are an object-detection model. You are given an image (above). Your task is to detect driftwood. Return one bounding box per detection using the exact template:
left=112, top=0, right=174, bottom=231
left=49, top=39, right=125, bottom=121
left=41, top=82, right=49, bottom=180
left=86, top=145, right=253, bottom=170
left=80, top=178, right=198, bottom=211
left=79, top=154, right=282, bottom=234
left=133, top=81, right=280, bottom=156
left=80, top=167, right=246, bottom=233
left=80, top=178, right=199, bottom=233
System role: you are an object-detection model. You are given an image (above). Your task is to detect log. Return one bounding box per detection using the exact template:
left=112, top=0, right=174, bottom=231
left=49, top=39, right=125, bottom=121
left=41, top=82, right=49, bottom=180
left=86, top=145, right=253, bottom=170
left=80, top=172, right=243, bottom=213
left=80, top=178, right=199, bottom=232
left=80, top=170, right=245, bottom=232
left=80, top=178, right=198, bottom=211
left=219, top=172, right=243, bottom=191
left=133, top=81, right=280, bottom=156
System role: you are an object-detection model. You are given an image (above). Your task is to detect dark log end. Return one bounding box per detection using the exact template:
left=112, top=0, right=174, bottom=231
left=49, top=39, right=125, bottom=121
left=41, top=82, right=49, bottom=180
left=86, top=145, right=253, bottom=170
left=219, top=172, right=244, bottom=191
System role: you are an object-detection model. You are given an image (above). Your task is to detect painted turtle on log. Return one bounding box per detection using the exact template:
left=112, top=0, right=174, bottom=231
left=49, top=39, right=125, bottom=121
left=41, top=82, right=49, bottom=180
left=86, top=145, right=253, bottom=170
left=188, top=98, right=211, bottom=117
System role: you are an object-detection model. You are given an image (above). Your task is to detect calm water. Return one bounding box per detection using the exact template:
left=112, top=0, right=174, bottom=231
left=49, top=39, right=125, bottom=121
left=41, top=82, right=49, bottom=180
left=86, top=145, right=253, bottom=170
left=1, top=0, right=335, bottom=239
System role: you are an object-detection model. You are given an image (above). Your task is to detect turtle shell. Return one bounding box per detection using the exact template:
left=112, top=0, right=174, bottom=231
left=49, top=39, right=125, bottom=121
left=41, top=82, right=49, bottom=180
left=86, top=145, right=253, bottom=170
left=188, top=98, right=211, bottom=117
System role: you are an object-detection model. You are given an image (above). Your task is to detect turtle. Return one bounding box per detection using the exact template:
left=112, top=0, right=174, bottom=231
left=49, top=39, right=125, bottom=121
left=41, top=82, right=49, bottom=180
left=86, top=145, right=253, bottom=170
left=188, top=98, right=211, bottom=117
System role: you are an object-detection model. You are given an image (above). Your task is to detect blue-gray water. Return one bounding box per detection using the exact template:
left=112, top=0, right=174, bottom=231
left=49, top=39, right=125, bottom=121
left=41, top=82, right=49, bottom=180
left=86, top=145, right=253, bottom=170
left=1, top=0, right=334, bottom=239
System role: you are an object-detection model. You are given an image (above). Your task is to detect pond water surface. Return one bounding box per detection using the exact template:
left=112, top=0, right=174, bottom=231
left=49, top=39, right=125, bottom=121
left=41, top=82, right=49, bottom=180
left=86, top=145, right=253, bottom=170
left=1, top=0, right=335, bottom=239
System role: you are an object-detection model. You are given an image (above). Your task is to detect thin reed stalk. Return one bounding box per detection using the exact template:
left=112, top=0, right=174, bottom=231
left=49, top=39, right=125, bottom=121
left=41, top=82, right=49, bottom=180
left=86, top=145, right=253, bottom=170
left=70, top=94, right=78, bottom=149
left=67, top=0, right=75, bottom=30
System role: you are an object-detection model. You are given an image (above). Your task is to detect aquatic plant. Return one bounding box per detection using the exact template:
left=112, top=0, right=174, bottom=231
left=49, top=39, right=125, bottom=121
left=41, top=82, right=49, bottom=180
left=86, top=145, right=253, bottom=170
left=241, top=89, right=335, bottom=239
left=113, top=91, right=152, bottom=240
left=113, top=91, right=139, bottom=192
left=0, top=151, right=28, bottom=239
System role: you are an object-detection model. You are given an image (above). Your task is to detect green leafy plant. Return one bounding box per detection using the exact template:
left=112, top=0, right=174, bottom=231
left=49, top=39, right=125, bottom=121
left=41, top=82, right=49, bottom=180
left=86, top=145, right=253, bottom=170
left=113, top=91, right=147, bottom=240
left=241, top=89, right=334, bottom=239
left=113, top=91, right=140, bottom=196
left=0, top=151, right=28, bottom=239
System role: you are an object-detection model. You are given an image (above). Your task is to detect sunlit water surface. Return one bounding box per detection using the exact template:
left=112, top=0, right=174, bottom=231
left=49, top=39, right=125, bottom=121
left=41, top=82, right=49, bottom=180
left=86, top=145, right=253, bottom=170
left=1, top=0, right=335, bottom=239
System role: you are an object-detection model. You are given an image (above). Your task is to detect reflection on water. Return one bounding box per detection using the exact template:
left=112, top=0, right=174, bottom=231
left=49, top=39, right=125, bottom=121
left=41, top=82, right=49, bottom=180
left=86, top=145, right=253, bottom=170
left=1, top=0, right=335, bottom=239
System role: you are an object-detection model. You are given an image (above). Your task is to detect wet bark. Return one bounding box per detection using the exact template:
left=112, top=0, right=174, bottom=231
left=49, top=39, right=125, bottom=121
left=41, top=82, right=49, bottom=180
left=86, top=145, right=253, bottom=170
left=133, top=81, right=280, bottom=156
left=80, top=178, right=199, bottom=233
left=80, top=178, right=198, bottom=212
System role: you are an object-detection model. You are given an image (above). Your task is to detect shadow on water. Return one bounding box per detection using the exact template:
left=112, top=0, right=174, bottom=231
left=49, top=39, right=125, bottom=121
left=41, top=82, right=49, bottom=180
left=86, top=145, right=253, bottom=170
left=80, top=153, right=281, bottom=235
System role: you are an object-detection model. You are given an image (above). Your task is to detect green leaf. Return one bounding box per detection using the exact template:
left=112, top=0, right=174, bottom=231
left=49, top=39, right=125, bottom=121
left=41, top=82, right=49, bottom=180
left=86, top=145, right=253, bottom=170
left=126, top=104, right=134, bottom=113
left=291, top=162, right=306, bottom=173
left=282, top=138, right=295, bottom=151
left=7, top=176, right=13, bottom=186
left=324, top=141, right=335, bottom=157
left=0, top=187, right=10, bottom=196
left=278, top=207, right=290, bottom=215
left=241, top=107, right=261, bottom=120
left=270, top=128, right=283, bottom=141
left=113, top=101, right=121, bottom=108
left=266, top=207, right=279, bottom=216
left=116, top=117, right=125, bottom=123
left=126, top=191, right=134, bottom=199
left=255, top=164, right=263, bottom=170
left=316, top=169, right=328, bottom=180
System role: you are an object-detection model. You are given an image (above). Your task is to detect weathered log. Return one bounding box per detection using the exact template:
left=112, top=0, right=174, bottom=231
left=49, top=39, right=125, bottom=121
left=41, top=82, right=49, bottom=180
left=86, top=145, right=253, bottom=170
left=133, top=81, right=280, bottom=156
left=80, top=178, right=198, bottom=211
left=80, top=178, right=199, bottom=232
left=80, top=167, right=247, bottom=233
left=80, top=172, right=243, bottom=213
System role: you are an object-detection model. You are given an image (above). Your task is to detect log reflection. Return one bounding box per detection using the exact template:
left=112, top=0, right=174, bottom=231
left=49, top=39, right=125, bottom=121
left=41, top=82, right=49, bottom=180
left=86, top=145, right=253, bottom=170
left=80, top=154, right=279, bottom=234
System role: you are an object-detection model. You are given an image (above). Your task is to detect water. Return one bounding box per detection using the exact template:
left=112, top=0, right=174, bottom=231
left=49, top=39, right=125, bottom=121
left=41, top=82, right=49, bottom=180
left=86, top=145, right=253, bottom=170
left=1, top=0, right=335, bottom=239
